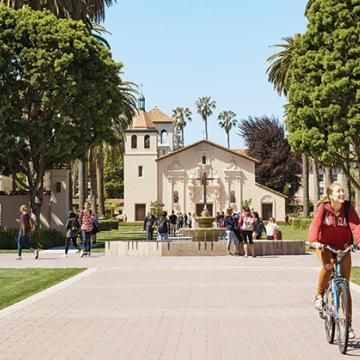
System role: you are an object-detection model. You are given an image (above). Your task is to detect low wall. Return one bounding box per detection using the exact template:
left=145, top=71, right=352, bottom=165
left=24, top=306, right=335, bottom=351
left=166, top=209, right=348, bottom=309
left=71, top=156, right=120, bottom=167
left=105, top=240, right=305, bottom=256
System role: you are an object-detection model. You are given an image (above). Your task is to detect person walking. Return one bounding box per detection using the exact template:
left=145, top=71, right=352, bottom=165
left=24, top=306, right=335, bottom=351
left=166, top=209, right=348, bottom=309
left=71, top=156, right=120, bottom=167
left=144, top=212, right=156, bottom=240
left=309, top=182, right=360, bottom=338
left=64, top=211, right=80, bottom=257
left=79, top=202, right=95, bottom=257
left=239, top=206, right=256, bottom=257
left=16, top=205, right=39, bottom=260
left=157, top=211, right=170, bottom=241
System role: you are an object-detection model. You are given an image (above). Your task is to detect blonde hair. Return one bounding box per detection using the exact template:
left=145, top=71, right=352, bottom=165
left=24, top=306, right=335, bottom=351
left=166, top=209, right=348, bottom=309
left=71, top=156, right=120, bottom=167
left=318, top=182, right=343, bottom=205
left=19, top=205, right=27, bottom=212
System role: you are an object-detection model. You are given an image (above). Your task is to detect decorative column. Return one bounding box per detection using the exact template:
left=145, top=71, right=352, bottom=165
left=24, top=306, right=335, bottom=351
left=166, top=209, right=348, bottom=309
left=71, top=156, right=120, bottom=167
left=167, top=177, right=173, bottom=213
left=224, top=177, right=230, bottom=208
left=180, top=176, right=186, bottom=213
left=237, top=175, right=242, bottom=209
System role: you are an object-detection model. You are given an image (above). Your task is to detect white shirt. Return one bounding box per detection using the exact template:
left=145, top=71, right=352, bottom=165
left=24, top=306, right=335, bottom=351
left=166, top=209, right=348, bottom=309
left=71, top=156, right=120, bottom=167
left=266, top=223, right=279, bottom=236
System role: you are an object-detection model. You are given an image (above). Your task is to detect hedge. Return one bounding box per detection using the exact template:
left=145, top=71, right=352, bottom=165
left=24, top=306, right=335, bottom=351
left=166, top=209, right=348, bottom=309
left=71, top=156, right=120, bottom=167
left=292, top=218, right=312, bottom=230
left=0, top=228, right=65, bottom=249
left=99, top=219, right=119, bottom=231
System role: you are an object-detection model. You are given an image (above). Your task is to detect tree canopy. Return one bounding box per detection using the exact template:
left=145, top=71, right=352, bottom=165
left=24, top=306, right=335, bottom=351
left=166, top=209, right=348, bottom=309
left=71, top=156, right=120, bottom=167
left=238, top=116, right=302, bottom=200
left=0, top=5, right=135, bottom=217
left=286, top=0, right=360, bottom=190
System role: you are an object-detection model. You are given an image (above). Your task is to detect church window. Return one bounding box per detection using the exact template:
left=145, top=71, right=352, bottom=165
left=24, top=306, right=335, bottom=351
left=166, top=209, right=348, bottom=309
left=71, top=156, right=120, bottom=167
left=131, top=135, right=137, bottom=149
left=138, top=166, right=143, bottom=177
left=202, top=155, right=207, bottom=164
left=173, top=191, right=179, bottom=203
left=160, top=130, right=168, bottom=144
left=144, top=135, right=150, bottom=149
left=230, top=191, right=236, bottom=203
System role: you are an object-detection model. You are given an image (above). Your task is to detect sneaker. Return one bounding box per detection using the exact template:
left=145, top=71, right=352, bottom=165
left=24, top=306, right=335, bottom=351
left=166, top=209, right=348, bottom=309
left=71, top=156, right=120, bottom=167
left=16, top=256, right=22, bottom=260
left=227, top=251, right=233, bottom=256
left=234, top=252, right=240, bottom=256
left=313, top=294, right=323, bottom=311
left=349, top=327, right=356, bottom=339
left=80, top=250, right=85, bottom=258
left=34, top=250, right=39, bottom=260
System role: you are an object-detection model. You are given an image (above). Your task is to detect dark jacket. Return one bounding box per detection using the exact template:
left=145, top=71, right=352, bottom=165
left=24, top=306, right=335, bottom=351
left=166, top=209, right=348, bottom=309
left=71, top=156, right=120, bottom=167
left=144, top=215, right=156, bottom=231
left=65, top=217, right=80, bottom=238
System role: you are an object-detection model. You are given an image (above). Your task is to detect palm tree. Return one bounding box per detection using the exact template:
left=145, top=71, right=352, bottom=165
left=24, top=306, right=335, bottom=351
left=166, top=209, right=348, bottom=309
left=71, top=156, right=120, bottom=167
left=172, top=107, right=192, bottom=147
left=0, top=0, right=116, bottom=27
left=217, top=111, right=237, bottom=148
left=195, top=96, right=216, bottom=141
left=267, top=33, right=310, bottom=216
left=266, top=34, right=302, bottom=97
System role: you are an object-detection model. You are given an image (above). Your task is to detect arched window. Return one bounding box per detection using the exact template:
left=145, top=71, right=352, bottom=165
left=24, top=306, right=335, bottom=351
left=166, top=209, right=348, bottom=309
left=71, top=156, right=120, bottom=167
left=160, top=130, right=168, bottom=144
left=230, top=191, right=236, bottom=203
left=131, top=135, right=137, bottom=149
left=173, top=191, right=179, bottom=204
left=144, top=135, right=150, bottom=149
left=202, top=155, right=207, bottom=164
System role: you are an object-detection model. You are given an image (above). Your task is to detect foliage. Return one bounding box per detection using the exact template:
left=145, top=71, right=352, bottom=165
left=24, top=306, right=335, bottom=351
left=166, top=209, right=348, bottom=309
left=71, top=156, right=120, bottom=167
left=0, top=268, right=85, bottom=309
left=0, top=228, right=65, bottom=249
left=150, top=201, right=164, bottom=218
left=0, top=6, right=136, bottom=220
left=241, top=199, right=252, bottom=209
left=98, top=219, right=119, bottom=231
left=172, top=107, right=192, bottom=148
left=291, top=217, right=312, bottom=231
left=238, top=116, right=302, bottom=200
left=104, top=162, right=123, bottom=198
left=0, top=0, right=116, bottom=27
left=195, top=96, right=216, bottom=141
left=286, top=0, right=360, bottom=190
left=218, top=110, right=237, bottom=148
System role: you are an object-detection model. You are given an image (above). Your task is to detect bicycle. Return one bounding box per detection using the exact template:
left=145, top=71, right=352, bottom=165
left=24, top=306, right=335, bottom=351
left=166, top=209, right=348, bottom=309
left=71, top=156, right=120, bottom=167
left=309, top=243, right=357, bottom=354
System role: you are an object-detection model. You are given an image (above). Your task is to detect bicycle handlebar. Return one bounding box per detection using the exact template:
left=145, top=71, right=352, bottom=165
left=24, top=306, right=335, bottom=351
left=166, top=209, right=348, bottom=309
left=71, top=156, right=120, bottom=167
left=306, top=242, right=358, bottom=255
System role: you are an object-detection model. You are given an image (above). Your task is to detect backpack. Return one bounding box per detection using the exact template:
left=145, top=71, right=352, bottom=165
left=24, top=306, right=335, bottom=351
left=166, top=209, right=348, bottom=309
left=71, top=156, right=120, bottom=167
left=241, top=215, right=254, bottom=231
left=157, top=218, right=168, bottom=233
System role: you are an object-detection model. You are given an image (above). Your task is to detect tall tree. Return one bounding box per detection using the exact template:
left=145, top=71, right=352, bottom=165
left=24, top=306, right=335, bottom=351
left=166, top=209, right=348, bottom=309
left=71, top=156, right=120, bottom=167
left=172, top=107, right=192, bottom=147
left=312, top=157, right=320, bottom=204
left=0, top=6, right=135, bottom=223
left=286, top=0, right=360, bottom=196
left=195, top=97, right=216, bottom=141
left=218, top=110, right=237, bottom=148
left=238, top=116, right=301, bottom=201
left=267, top=33, right=310, bottom=215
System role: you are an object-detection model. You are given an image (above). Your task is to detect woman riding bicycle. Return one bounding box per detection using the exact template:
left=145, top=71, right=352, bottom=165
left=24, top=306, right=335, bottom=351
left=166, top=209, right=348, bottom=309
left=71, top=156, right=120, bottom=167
left=309, top=182, right=360, bottom=337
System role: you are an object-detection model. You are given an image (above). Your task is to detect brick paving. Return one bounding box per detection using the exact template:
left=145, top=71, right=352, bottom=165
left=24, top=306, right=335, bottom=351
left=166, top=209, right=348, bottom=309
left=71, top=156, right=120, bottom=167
left=1, top=252, right=360, bottom=359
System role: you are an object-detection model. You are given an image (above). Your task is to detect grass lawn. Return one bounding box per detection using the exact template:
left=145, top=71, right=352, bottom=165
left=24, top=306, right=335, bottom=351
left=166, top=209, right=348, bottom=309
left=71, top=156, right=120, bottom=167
left=351, top=267, right=360, bottom=286
left=96, top=224, right=309, bottom=242
left=0, top=268, right=85, bottom=309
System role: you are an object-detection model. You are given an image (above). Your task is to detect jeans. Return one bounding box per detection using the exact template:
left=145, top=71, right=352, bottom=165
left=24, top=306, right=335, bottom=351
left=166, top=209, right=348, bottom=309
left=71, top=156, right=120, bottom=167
left=82, top=231, right=92, bottom=253
left=157, top=232, right=168, bottom=241
left=226, top=230, right=240, bottom=251
left=17, top=232, right=35, bottom=256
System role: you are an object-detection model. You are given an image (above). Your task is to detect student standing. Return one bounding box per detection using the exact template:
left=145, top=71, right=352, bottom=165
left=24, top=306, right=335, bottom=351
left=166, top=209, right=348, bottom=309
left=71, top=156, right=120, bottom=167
left=79, top=202, right=95, bottom=257
left=64, top=211, right=80, bottom=257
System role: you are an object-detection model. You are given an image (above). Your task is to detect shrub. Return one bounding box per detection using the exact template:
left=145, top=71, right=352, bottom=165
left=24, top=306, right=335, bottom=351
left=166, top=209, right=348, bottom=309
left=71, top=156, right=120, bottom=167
left=99, top=219, right=119, bottom=231
left=292, top=218, right=312, bottom=230
left=0, top=228, right=65, bottom=249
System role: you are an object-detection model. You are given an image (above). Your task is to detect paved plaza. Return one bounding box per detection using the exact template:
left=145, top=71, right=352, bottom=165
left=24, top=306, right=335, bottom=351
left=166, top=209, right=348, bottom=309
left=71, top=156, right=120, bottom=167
left=1, top=252, right=360, bottom=359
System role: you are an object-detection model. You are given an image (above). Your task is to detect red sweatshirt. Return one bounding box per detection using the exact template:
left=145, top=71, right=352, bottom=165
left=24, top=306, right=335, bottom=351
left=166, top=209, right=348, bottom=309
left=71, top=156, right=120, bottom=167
left=308, top=202, right=360, bottom=249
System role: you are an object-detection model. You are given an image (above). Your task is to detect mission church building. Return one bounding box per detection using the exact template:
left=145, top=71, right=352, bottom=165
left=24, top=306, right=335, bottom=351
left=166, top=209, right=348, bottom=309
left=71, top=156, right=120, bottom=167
left=124, top=97, right=286, bottom=222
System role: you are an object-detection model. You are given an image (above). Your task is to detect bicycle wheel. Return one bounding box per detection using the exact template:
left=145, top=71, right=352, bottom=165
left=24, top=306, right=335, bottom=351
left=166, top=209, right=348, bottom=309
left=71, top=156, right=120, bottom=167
left=336, top=282, right=349, bottom=354
left=324, top=288, right=335, bottom=343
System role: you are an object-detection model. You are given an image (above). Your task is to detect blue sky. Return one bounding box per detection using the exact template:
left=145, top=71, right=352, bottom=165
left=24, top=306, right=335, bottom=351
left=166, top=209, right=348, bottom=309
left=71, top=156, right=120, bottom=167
left=103, top=0, right=308, bottom=148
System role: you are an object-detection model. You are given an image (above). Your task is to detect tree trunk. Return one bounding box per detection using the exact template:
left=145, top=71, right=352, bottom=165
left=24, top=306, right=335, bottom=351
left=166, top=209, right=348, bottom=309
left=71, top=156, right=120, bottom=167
left=182, top=128, right=185, bottom=147
left=205, top=119, right=208, bottom=140
left=68, top=162, right=73, bottom=212
left=324, top=166, right=332, bottom=189
left=89, top=148, right=98, bottom=214
left=227, top=132, right=230, bottom=149
left=78, top=159, right=86, bottom=211
left=302, top=153, right=309, bottom=217
left=96, top=145, right=106, bottom=218
left=312, top=157, right=320, bottom=204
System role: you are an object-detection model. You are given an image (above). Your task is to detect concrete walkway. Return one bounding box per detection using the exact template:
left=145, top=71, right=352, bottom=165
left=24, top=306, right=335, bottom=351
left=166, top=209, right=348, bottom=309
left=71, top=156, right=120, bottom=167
left=1, top=253, right=360, bottom=359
